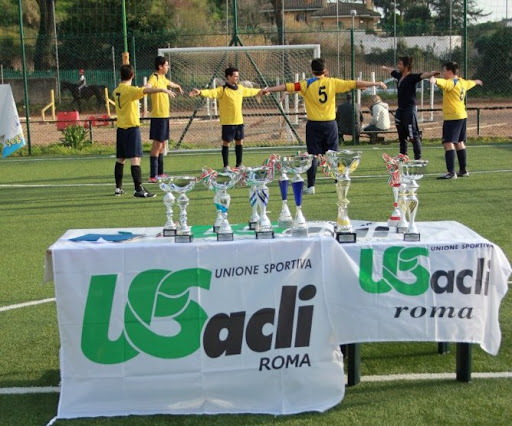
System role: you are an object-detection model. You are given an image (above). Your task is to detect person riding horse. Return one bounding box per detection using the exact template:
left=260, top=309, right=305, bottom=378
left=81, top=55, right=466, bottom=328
left=61, top=80, right=106, bottom=112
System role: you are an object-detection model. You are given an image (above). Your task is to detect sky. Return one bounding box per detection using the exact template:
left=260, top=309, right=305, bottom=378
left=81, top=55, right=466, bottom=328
left=477, top=0, right=510, bottom=22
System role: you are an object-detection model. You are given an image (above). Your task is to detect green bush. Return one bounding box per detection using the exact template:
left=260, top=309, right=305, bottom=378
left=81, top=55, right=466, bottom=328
left=59, top=125, right=91, bottom=149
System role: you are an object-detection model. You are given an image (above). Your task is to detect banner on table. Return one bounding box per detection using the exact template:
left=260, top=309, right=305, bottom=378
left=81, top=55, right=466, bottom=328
left=0, top=85, right=26, bottom=158
left=52, top=237, right=353, bottom=419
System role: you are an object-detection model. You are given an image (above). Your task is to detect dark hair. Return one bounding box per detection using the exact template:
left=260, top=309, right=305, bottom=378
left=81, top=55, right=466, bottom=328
left=154, top=56, right=167, bottom=71
left=225, top=66, right=239, bottom=78
left=311, top=58, right=326, bottom=75
left=120, top=64, right=134, bottom=81
left=443, top=61, right=459, bottom=75
left=346, top=93, right=352, bottom=101
left=399, top=56, right=414, bottom=70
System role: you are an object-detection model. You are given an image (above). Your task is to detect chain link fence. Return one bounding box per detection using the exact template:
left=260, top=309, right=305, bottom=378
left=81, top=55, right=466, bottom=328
left=2, top=17, right=511, bottom=151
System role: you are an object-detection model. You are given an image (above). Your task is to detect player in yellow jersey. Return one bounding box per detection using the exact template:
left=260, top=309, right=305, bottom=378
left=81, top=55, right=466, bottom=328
left=262, top=58, right=386, bottom=194
left=113, top=64, right=175, bottom=198
left=430, top=62, right=482, bottom=179
left=189, top=66, right=262, bottom=169
left=146, top=56, right=183, bottom=183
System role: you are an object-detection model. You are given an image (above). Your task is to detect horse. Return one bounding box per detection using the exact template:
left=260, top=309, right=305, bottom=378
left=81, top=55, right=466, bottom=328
left=60, top=81, right=106, bottom=112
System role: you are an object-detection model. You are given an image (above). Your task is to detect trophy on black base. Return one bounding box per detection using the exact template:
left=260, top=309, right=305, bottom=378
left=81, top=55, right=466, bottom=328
left=382, top=153, right=408, bottom=228
left=168, top=176, right=196, bottom=243
left=159, top=178, right=177, bottom=237
left=247, top=186, right=260, bottom=231
left=280, top=154, right=314, bottom=237
left=247, top=166, right=274, bottom=239
left=326, top=150, right=362, bottom=243
left=402, top=160, right=428, bottom=242
left=203, top=169, right=240, bottom=241
left=277, top=166, right=293, bottom=229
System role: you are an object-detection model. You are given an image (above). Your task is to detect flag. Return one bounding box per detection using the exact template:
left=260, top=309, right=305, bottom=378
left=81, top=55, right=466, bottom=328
left=0, top=84, right=26, bottom=158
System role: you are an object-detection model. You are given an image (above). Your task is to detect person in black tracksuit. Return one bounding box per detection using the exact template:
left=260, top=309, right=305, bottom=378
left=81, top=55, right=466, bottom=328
left=382, top=57, right=439, bottom=160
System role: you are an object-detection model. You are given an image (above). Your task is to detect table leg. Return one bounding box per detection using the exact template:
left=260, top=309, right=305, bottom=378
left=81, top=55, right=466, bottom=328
left=438, top=342, right=450, bottom=354
left=456, top=343, right=472, bottom=382
left=347, top=343, right=361, bottom=387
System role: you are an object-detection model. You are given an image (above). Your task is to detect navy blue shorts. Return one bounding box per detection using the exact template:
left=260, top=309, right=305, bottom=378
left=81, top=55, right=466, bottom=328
left=222, top=124, right=244, bottom=142
left=116, top=127, right=142, bottom=159
left=149, top=118, right=170, bottom=142
left=305, top=120, right=339, bottom=155
left=442, top=119, right=466, bottom=143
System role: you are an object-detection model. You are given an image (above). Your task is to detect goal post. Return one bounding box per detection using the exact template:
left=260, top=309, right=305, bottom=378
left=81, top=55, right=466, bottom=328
left=157, top=44, right=321, bottom=148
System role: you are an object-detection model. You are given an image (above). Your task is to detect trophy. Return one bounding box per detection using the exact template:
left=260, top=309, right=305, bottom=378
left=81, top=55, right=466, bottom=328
left=159, top=178, right=177, bottom=237
left=247, top=186, right=260, bottom=230
left=203, top=169, right=240, bottom=241
left=382, top=153, right=408, bottom=227
left=396, top=180, right=409, bottom=233
left=280, top=155, right=314, bottom=237
left=402, top=160, right=428, bottom=242
left=277, top=164, right=293, bottom=229
left=325, top=150, right=362, bottom=243
left=168, top=176, right=196, bottom=243
left=246, top=166, right=274, bottom=239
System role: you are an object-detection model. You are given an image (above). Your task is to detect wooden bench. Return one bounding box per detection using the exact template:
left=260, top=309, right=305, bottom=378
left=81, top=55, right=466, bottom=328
left=360, top=129, right=396, bottom=144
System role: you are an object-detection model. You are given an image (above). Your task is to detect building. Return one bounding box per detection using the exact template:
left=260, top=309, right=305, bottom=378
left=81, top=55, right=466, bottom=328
left=260, top=0, right=381, bottom=31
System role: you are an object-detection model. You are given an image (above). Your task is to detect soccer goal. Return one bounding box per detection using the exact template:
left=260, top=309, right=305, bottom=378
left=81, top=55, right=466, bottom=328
left=157, top=44, right=321, bottom=148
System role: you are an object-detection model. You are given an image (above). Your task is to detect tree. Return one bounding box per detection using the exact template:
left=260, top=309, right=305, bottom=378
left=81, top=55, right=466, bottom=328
left=34, top=0, right=57, bottom=69
left=430, top=0, right=487, bottom=31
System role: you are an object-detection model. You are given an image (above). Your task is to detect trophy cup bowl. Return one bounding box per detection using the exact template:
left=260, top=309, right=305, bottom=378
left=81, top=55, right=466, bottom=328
left=168, top=176, right=196, bottom=243
left=325, top=150, right=362, bottom=243
left=159, top=179, right=177, bottom=237
left=207, top=170, right=240, bottom=241
left=280, top=154, right=314, bottom=237
left=246, top=166, right=274, bottom=239
left=402, top=160, right=428, bottom=242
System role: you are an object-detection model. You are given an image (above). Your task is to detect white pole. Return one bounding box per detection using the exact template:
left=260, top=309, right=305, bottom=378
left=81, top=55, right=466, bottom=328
left=420, top=79, right=424, bottom=122
left=302, top=72, right=306, bottom=113
left=294, top=73, right=299, bottom=124
left=430, top=79, right=435, bottom=122
left=357, top=71, right=362, bottom=105
left=143, top=76, right=148, bottom=117
left=370, top=71, right=376, bottom=95
left=112, top=46, right=117, bottom=87
left=1, top=64, right=3, bottom=84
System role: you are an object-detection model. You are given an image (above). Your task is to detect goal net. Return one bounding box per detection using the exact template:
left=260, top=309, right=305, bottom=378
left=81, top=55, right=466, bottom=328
left=157, top=45, right=321, bottom=148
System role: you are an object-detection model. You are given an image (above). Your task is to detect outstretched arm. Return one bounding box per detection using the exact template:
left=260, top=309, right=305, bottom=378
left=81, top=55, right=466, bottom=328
left=261, top=84, right=287, bottom=95
left=189, top=88, right=201, bottom=97
left=381, top=65, right=395, bottom=73
left=420, top=71, right=440, bottom=80
left=473, top=79, right=483, bottom=86
left=356, top=80, right=387, bottom=90
left=168, top=81, right=184, bottom=94
left=143, top=87, right=176, bottom=98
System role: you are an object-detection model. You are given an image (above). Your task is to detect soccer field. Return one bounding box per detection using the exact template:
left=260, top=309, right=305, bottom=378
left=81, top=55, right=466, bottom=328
left=0, top=143, right=511, bottom=424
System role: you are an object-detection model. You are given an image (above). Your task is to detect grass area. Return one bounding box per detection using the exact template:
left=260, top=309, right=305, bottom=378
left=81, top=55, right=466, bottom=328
left=0, top=144, right=511, bottom=424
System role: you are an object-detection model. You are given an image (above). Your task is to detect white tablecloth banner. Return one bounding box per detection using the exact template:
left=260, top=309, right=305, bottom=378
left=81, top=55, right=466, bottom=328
left=51, top=227, right=510, bottom=419
left=0, top=84, right=26, bottom=158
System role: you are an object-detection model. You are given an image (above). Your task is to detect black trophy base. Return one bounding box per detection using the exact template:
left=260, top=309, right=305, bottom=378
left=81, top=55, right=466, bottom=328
left=163, top=228, right=177, bottom=237
left=248, top=221, right=257, bottom=230
left=404, top=232, right=420, bottom=242
left=256, top=230, right=275, bottom=239
left=175, top=234, right=193, bottom=243
left=217, top=232, right=234, bottom=242
left=213, top=225, right=220, bottom=233
left=336, top=232, right=357, bottom=244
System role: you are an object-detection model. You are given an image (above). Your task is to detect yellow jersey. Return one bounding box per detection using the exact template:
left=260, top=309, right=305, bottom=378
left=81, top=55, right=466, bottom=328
left=200, top=84, right=260, bottom=125
left=148, top=73, right=171, bottom=118
left=285, top=76, right=356, bottom=121
left=436, top=77, right=477, bottom=120
left=112, top=84, right=145, bottom=129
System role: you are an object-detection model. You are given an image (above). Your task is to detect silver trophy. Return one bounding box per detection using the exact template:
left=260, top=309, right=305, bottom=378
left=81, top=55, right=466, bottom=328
left=204, top=169, right=240, bottom=241
left=396, top=179, right=409, bottom=233
left=277, top=164, right=293, bottom=229
left=402, top=160, right=428, bottom=242
left=168, top=176, right=196, bottom=243
left=280, top=155, right=314, bottom=237
left=246, top=166, right=274, bottom=239
left=247, top=185, right=260, bottom=230
left=159, top=178, right=177, bottom=237
left=326, top=150, right=362, bottom=243
left=382, top=153, right=408, bottom=228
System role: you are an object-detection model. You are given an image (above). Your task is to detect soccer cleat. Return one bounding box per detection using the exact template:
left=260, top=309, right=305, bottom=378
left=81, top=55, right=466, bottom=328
left=457, top=170, right=470, bottom=177
left=223, top=166, right=231, bottom=173
left=157, top=173, right=169, bottom=179
left=437, top=172, right=457, bottom=180
left=148, top=177, right=158, bottom=183
left=303, top=186, right=315, bottom=195
left=114, top=188, right=125, bottom=196
left=134, top=186, right=156, bottom=198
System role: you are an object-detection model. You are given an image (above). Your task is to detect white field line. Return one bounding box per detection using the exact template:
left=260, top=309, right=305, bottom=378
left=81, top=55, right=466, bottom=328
left=0, top=297, right=55, bottom=313
left=1, top=371, right=511, bottom=395
left=1, top=168, right=511, bottom=189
